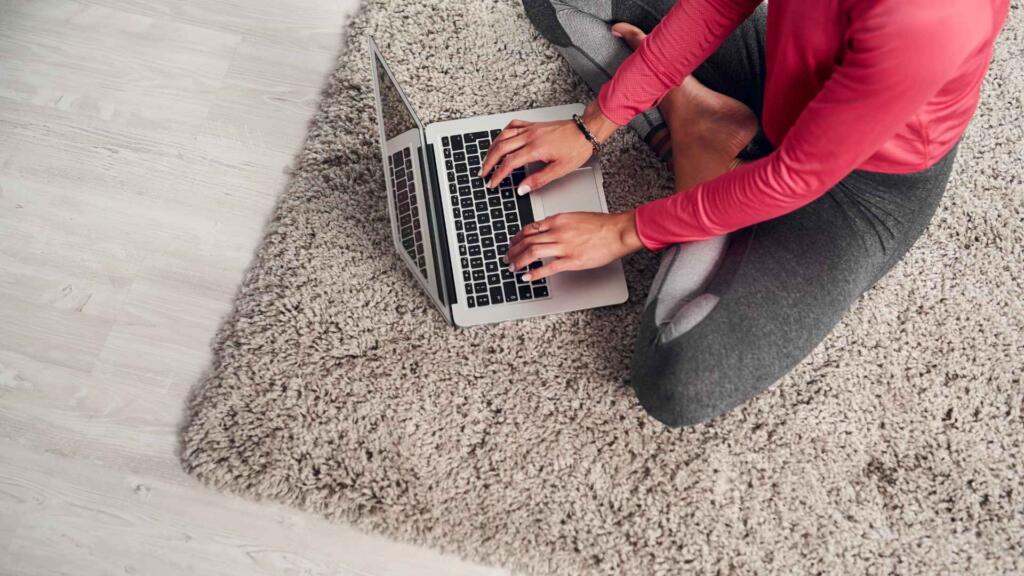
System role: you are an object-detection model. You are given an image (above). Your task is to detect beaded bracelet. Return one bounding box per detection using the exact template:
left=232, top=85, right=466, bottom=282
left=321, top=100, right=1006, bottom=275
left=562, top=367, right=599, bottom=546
left=572, top=113, right=602, bottom=155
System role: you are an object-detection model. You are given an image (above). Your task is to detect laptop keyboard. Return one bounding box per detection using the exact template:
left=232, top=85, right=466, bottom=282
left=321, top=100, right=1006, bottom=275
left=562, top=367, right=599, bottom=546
left=387, top=147, right=427, bottom=279
left=442, top=129, right=549, bottom=309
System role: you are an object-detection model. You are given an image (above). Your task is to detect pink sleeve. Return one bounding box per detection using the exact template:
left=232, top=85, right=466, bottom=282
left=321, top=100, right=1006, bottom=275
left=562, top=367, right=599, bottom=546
left=597, top=0, right=761, bottom=125
left=634, top=0, right=984, bottom=251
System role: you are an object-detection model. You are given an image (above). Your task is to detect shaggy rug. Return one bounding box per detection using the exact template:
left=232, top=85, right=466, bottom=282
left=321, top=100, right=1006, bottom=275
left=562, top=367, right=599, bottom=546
left=182, top=1, right=1024, bottom=574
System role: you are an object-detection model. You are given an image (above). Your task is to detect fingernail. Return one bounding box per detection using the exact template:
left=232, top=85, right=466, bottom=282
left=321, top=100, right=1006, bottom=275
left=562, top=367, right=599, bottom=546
left=501, top=255, right=508, bottom=264
left=611, top=30, right=623, bottom=38
left=476, top=170, right=482, bottom=178
left=522, top=273, right=532, bottom=281
left=517, top=185, right=532, bottom=196
left=508, top=264, right=516, bottom=272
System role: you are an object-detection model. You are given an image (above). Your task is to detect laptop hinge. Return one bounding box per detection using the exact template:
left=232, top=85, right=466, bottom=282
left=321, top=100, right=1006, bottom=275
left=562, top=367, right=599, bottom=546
left=421, top=143, right=457, bottom=316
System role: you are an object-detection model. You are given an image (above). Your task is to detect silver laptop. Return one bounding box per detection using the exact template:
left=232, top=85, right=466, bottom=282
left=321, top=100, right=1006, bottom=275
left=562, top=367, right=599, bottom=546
left=369, top=38, right=628, bottom=327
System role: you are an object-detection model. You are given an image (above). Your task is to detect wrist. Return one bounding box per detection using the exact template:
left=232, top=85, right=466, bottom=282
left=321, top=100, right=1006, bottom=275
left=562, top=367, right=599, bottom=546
left=582, top=100, right=618, bottom=144
left=614, top=210, right=644, bottom=254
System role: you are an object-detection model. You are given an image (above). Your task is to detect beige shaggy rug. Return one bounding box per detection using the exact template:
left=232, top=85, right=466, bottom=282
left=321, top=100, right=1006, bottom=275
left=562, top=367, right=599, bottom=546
left=181, top=1, right=1024, bottom=574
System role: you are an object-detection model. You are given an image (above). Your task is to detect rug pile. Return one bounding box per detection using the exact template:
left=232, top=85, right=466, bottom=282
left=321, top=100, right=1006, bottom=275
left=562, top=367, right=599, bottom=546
left=182, top=1, right=1023, bottom=573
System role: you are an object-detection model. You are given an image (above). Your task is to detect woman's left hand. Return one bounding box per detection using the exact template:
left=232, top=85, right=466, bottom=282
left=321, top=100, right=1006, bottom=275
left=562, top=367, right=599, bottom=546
left=504, top=211, right=644, bottom=281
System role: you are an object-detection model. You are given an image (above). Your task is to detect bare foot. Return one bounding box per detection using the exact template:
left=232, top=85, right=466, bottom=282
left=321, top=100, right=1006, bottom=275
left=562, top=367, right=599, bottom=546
left=612, top=22, right=757, bottom=188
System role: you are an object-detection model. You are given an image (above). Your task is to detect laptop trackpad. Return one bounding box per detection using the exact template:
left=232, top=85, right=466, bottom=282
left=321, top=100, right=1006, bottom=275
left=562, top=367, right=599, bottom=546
left=534, top=167, right=604, bottom=216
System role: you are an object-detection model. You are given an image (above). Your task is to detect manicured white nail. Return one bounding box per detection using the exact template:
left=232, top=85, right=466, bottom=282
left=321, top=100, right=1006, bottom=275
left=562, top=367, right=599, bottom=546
left=508, top=264, right=516, bottom=272
left=611, top=30, right=623, bottom=38
left=522, top=273, right=532, bottom=281
left=517, top=185, right=532, bottom=196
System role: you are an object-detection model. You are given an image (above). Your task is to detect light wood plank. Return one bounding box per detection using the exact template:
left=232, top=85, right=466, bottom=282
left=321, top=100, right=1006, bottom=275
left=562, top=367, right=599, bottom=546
left=0, top=0, right=508, bottom=573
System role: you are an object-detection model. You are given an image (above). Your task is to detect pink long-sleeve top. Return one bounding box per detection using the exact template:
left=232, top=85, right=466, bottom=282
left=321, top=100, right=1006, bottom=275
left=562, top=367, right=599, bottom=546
left=598, top=0, right=1010, bottom=251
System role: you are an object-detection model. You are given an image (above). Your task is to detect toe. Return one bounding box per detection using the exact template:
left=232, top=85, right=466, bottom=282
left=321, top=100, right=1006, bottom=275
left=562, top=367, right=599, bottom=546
left=610, top=22, right=646, bottom=50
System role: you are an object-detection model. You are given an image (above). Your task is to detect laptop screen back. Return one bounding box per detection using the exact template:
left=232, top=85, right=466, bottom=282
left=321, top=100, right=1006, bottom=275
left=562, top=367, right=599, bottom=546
left=370, top=40, right=452, bottom=323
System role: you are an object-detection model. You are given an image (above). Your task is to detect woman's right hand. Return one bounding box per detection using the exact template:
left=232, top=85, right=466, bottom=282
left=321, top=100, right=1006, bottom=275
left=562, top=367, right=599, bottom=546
left=480, top=101, right=618, bottom=195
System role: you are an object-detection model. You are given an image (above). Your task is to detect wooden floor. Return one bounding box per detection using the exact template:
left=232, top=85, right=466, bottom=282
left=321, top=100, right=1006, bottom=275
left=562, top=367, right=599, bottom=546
left=0, top=0, right=505, bottom=573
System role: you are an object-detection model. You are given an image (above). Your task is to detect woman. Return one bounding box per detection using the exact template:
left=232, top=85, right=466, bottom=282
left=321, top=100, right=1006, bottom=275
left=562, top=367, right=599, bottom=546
left=481, top=0, right=1010, bottom=427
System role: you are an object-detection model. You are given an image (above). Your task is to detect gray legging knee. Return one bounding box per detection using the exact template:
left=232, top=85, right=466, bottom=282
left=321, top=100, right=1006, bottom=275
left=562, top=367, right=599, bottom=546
left=522, top=0, right=959, bottom=427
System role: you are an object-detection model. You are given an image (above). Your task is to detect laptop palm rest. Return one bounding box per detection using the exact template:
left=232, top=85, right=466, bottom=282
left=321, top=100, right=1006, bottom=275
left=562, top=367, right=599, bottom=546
left=528, top=166, right=625, bottom=299
left=533, top=167, right=603, bottom=217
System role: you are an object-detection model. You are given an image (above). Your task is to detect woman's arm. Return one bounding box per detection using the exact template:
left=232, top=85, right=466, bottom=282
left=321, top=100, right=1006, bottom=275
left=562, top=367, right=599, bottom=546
left=483, top=0, right=760, bottom=194
left=597, top=0, right=762, bottom=125
left=634, top=0, right=985, bottom=250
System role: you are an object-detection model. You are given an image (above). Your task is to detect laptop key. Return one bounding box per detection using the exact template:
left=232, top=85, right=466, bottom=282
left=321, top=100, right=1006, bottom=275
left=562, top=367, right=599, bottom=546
left=486, top=273, right=500, bottom=285
left=474, top=281, right=488, bottom=293
left=490, top=287, right=504, bottom=305
left=518, top=285, right=533, bottom=300
left=476, top=294, right=490, bottom=306
left=466, top=295, right=475, bottom=308
left=472, top=269, right=485, bottom=281
left=503, top=280, right=520, bottom=301
left=464, top=282, right=474, bottom=295
left=533, top=286, right=549, bottom=298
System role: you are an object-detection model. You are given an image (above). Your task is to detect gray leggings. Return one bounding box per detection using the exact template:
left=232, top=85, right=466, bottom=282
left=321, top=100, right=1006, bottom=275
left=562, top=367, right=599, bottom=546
left=523, top=0, right=959, bottom=427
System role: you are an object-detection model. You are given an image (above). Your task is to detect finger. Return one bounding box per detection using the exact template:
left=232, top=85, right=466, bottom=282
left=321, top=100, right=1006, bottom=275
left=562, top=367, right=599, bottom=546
left=515, top=161, right=565, bottom=196
left=487, top=149, right=533, bottom=189
left=509, top=218, right=552, bottom=247
left=505, top=229, right=554, bottom=264
left=507, top=242, right=565, bottom=273
left=521, top=257, right=576, bottom=282
left=493, top=126, right=523, bottom=144
left=479, top=134, right=528, bottom=179
left=498, top=119, right=531, bottom=137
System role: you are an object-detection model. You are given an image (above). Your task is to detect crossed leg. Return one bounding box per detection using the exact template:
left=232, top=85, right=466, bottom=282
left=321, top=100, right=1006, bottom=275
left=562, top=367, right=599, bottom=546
left=522, top=0, right=957, bottom=426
